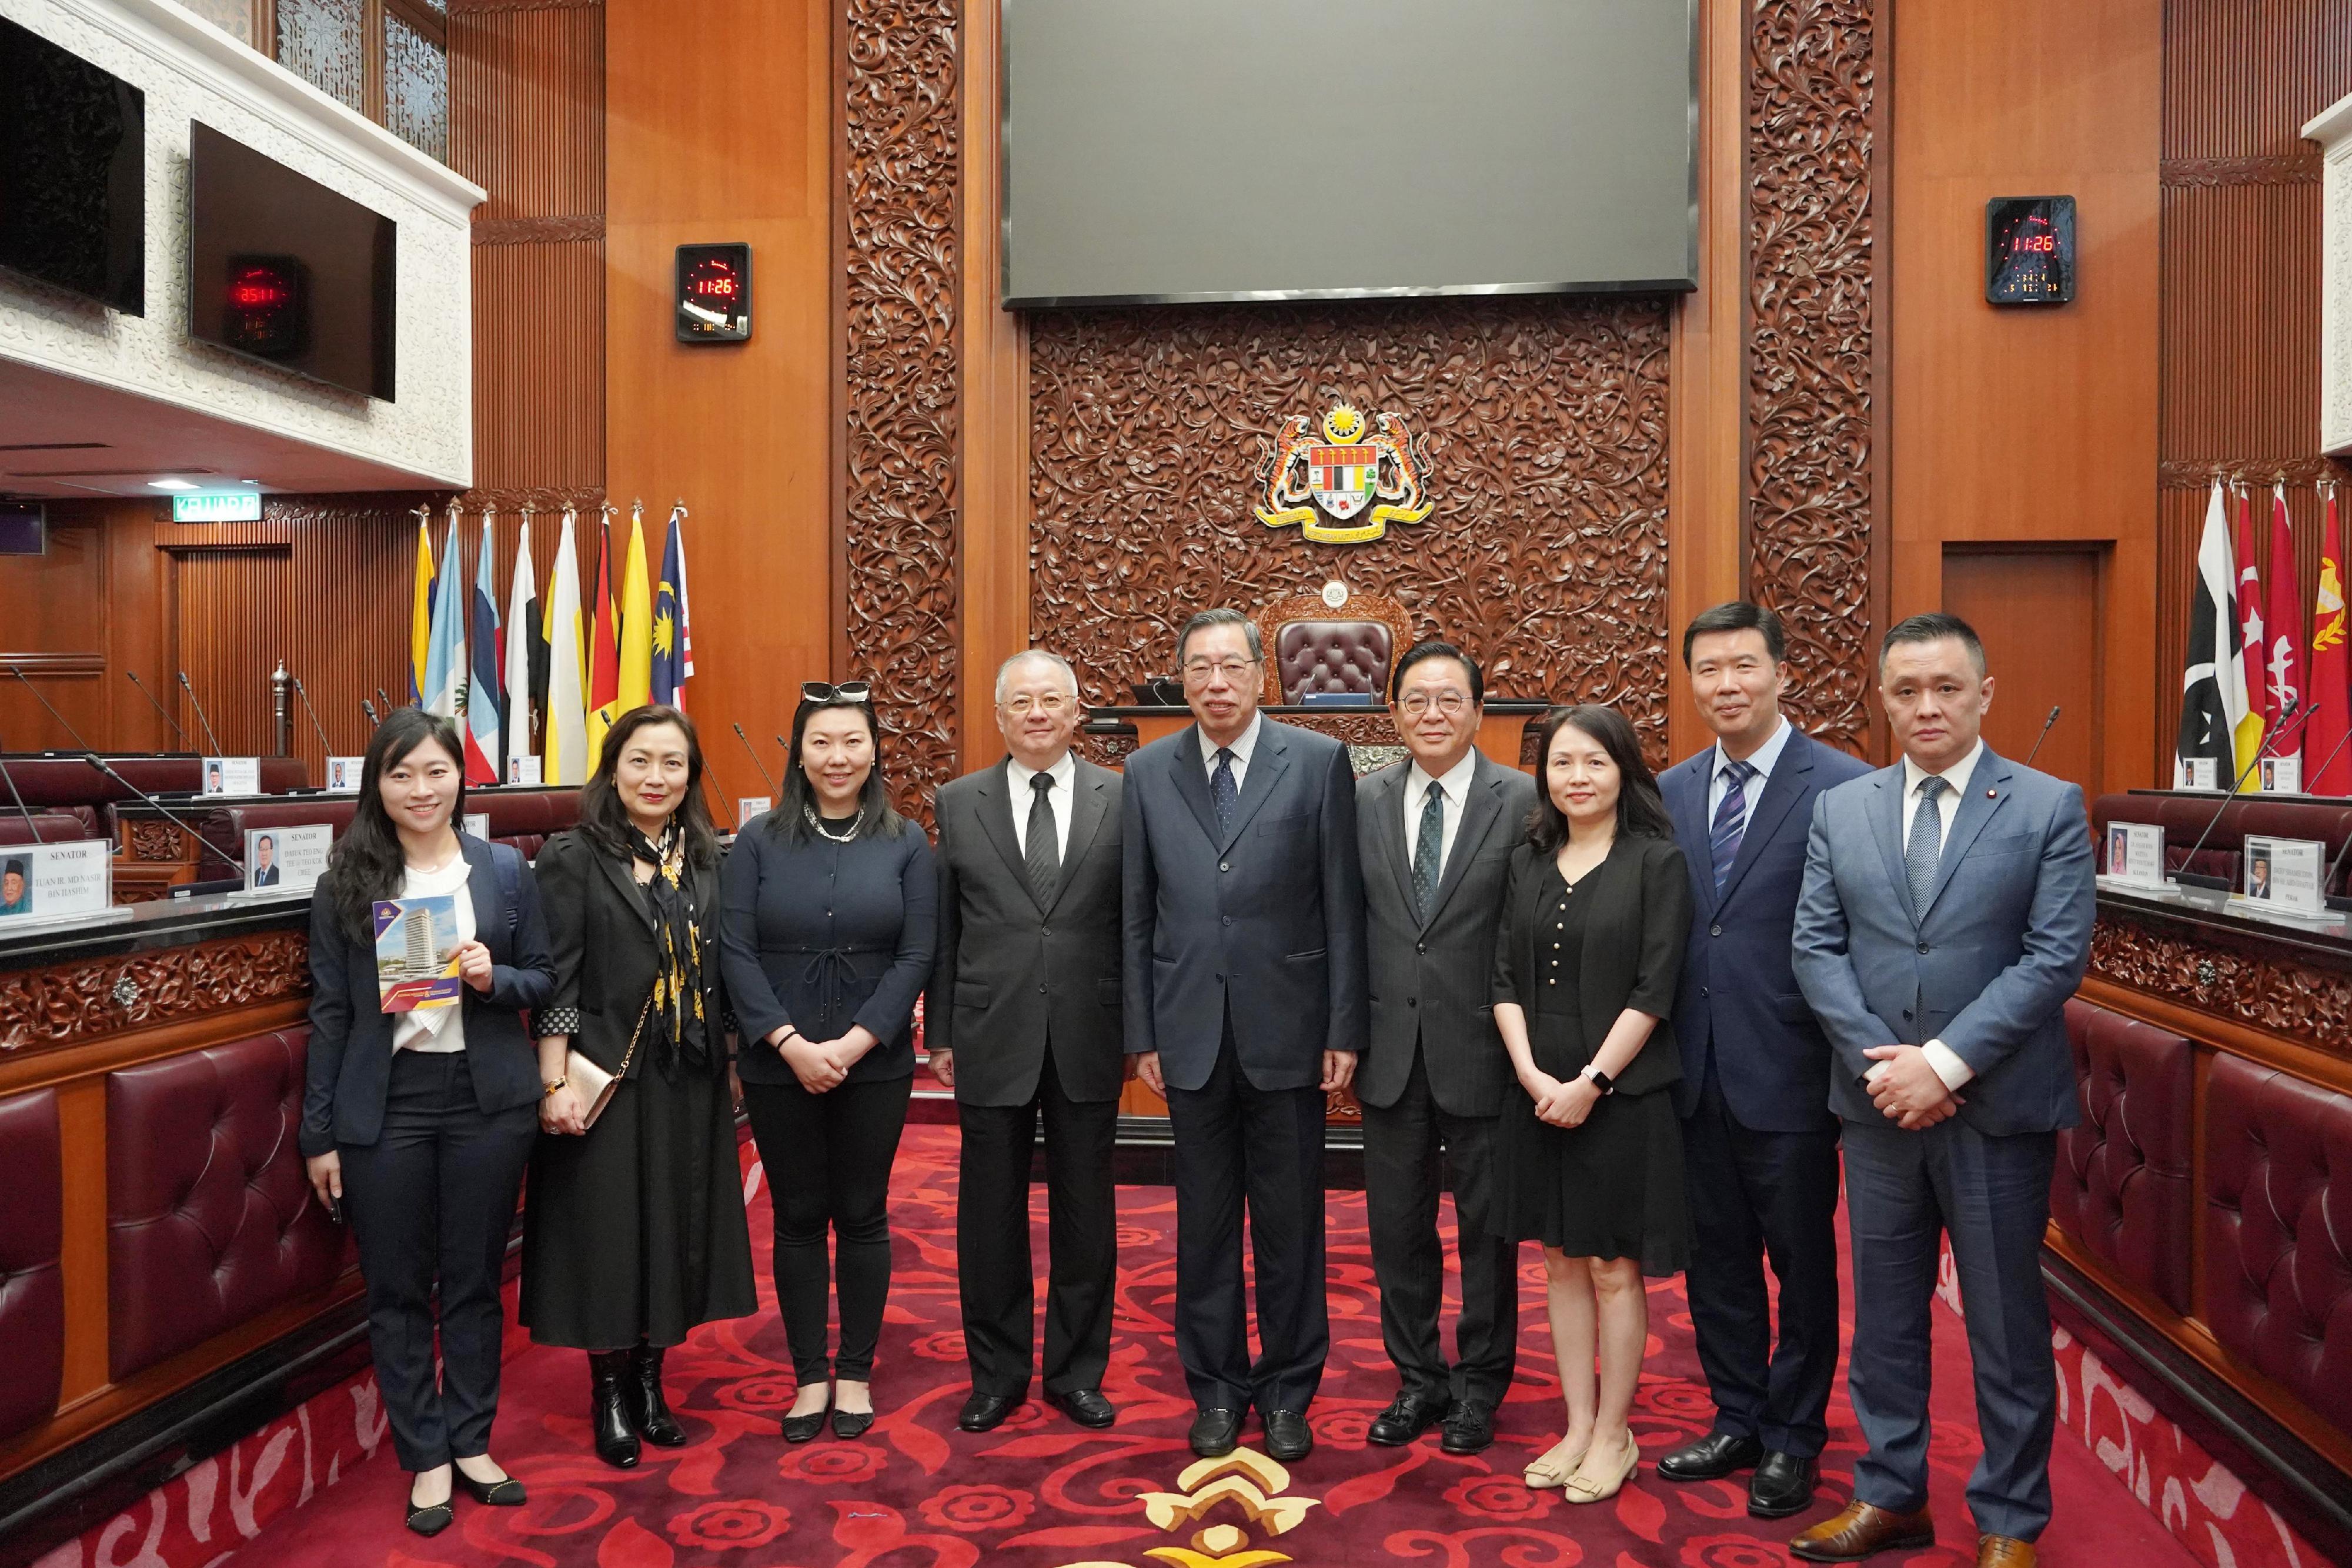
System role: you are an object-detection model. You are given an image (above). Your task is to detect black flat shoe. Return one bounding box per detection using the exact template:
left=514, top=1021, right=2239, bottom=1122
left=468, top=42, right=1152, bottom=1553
left=405, top=1491, right=454, bottom=1537
left=1656, top=1430, right=1763, bottom=1482
left=1262, top=1409, right=1312, bottom=1462
left=780, top=1389, right=831, bottom=1443
left=1188, top=1406, right=1242, bottom=1458
left=453, top=1469, right=527, bottom=1507
left=1367, top=1390, right=1451, bottom=1446
left=830, top=1406, right=876, bottom=1440
left=1748, top=1452, right=1820, bottom=1518
left=958, top=1391, right=1023, bottom=1432
left=1045, top=1388, right=1117, bottom=1429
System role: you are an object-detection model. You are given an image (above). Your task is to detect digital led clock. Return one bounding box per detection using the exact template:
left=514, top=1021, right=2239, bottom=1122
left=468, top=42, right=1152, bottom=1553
left=1986, top=196, right=2076, bottom=306
left=676, top=243, right=751, bottom=343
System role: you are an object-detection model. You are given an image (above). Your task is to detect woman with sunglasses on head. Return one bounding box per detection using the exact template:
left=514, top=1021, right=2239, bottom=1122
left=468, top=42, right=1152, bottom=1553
left=720, top=681, right=937, bottom=1441
left=301, top=710, right=556, bottom=1536
left=522, top=704, right=757, bottom=1469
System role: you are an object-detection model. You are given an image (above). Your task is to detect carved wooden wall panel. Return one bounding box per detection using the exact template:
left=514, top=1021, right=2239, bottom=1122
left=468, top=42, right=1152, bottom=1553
left=841, top=0, right=961, bottom=823
left=1028, top=298, right=1674, bottom=754
left=1745, top=0, right=1879, bottom=748
left=2089, top=910, right=2352, bottom=1061
left=0, top=930, right=310, bottom=1054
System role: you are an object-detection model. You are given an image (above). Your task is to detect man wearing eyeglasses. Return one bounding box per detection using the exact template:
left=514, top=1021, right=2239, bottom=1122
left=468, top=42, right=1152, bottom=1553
left=1122, top=607, right=1367, bottom=1462
left=926, top=651, right=1127, bottom=1435
left=1352, top=641, right=1536, bottom=1456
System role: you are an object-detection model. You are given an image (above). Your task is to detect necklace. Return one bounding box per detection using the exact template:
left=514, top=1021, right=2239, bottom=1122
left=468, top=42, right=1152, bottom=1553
left=804, top=804, right=863, bottom=843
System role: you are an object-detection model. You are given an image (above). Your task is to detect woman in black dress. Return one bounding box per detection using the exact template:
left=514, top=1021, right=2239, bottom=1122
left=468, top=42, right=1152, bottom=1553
left=523, top=704, right=757, bottom=1468
left=1492, top=704, right=1693, bottom=1505
left=720, top=682, right=936, bottom=1441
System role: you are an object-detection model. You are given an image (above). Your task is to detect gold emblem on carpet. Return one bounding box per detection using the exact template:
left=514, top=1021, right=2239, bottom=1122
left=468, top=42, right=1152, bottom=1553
left=1061, top=1446, right=1322, bottom=1568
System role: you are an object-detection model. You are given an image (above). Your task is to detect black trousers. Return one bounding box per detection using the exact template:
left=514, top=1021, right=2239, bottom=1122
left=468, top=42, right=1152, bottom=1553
left=338, top=1050, right=537, bottom=1473
left=1360, top=1047, right=1518, bottom=1407
left=1164, top=1022, right=1329, bottom=1415
left=1681, top=1064, right=1843, bottom=1457
left=743, top=1073, right=911, bottom=1382
left=957, top=1049, right=1118, bottom=1398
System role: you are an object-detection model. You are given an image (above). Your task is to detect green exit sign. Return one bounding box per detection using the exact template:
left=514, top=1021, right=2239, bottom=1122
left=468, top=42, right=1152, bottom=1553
left=172, top=492, right=263, bottom=523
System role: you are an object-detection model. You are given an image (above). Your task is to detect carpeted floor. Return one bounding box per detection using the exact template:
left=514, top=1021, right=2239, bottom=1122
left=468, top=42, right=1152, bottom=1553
left=229, top=1122, right=2197, bottom=1567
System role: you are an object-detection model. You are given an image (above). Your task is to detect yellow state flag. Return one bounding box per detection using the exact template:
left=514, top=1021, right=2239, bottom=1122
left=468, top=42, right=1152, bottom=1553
left=618, top=507, right=654, bottom=714
left=408, top=511, right=435, bottom=707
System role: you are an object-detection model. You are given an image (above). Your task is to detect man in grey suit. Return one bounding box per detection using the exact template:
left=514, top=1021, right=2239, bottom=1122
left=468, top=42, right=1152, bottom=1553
left=1790, top=613, right=2094, bottom=1568
left=1354, top=641, right=1534, bottom=1457
left=928, top=650, right=1125, bottom=1435
left=1125, top=607, right=1367, bottom=1462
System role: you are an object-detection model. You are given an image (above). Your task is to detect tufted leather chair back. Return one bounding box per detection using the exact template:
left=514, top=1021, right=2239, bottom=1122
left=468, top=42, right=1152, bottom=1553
left=106, top=1029, right=349, bottom=1381
left=2203, top=1054, right=2352, bottom=1418
left=1275, top=620, right=1394, bottom=704
left=2093, top=792, right=2352, bottom=894
left=0, top=1088, right=64, bottom=1443
left=2052, top=1000, right=2194, bottom=1313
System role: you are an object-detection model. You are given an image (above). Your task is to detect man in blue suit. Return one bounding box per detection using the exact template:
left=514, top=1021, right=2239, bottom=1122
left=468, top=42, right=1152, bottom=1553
left=1656, top=603, right=1868, bottom=1519
left=1124, top=607, right=1367, bottom=1462
left=1791, top=613, right=2094, bottom=1568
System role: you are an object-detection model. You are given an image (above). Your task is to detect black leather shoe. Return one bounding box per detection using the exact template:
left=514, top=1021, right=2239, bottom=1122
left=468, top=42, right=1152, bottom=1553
left=1046, top=1388, right=1117, bottom=1428
left=1748, top=1452, right=1820, bottom=1518
left=1189, top=1407, right=1242, bottom=1457
left=958, top=1392, right=1023, bottom=1432
left=1656, top=1430, right=1763, bottom=1482
left=588, top=1352, right=641, bottom=1469
left=831, top=1406, right=876, bottom=1440
left=453, top=1465, right=527, bottom=1506
left=627, top=1345, right=688, bottom=1447
left=1367, top=1391, right=1452, bottom=1446
left=1262, top=1409, right=1312, bottom=1462
left=1439, top=1400, right=1496, bottom=1455
left=780, top=1406, right=828, bottom=1443
left=404, top=1486, right=453, bottom=1537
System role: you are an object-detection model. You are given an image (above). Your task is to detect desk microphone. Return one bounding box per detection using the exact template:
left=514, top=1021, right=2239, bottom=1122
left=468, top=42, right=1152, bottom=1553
left=2022, top=705, right=2061, bottom=769
left=78, top=750, right=245, bottom=864
left=2301, top=724, right=2352, bottom=798
left=2176, top=696, right=2296, bottom=892
left=733, top=723, right=780, bottom=797
left=376, top=687, right=396, bottom=717
left=290, top=676, right=334, bottom=761
left=9, top=664, right=101, bottom=756
left=360, top=697, right=380, bottom=730
left=0, top=753, right=40, bottom=842
left=125, top=671, right=190, bottom=747
left=177, top=671, right=225, bottom=754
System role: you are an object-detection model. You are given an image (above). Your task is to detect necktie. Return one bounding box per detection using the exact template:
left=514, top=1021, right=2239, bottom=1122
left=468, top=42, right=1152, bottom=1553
left=1024, top=771, right=1060, bottom=907
left=1412, top=782, right=1445, bottom=921
left=1905, top=775, right=1948, bottom=914
left=1211, top=748, right=1238, bottom=838
left=1710, top=758, right=1754, bottom=895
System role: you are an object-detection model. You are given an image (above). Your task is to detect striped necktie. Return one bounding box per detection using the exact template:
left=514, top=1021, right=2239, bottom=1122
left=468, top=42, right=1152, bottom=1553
left=1710, top=758, right=1755, bottom=895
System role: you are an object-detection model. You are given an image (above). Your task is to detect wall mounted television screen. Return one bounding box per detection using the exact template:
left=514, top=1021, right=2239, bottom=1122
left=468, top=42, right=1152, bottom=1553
left=187, top=122, right=396, bottom=401
left=0, top=16, right=146, bottom=315
left=1000, top=0, right=1696, bottom=309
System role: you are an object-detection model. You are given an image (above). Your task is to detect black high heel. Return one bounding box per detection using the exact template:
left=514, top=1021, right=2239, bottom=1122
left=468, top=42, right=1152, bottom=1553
left=589, top=1351, right=642, bottom=1467
left=628, top=1343, right=688, bottom=1446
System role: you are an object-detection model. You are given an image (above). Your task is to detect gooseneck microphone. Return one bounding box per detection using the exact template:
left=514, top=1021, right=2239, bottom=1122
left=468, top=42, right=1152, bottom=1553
left=177, top=671, right=224, bottom=754
left=376, top=688, right=396, bottom=718
left=125, top=671, right=191, bottom=747
left=2022, top=705, right=2061, bottom=769
left=78, top=751, right=245, bottom=864
left=2177, top=695, right=2297, bottom=891
left=290, top=676, right=334, bottom=761
left=2301, top=724, right=2352, bottom=797
left=733, top=723, right=780, bottom=797
left=9, top=664, right=99, bottom=754
left=0, top=753, right=41, bottom=842
left=360, top=697, right=380, bottom=730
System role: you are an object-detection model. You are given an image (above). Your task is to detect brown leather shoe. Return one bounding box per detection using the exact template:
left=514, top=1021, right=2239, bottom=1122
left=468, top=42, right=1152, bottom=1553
left=1977, top=1536, right=2036, bottom=1568
left=1789, top=1500, right=1936, bottom=1562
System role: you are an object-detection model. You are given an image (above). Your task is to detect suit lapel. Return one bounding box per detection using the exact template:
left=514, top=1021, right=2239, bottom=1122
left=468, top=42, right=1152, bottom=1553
left=1044, top=763, right=1111, bottom=916
left=1216, top=724, right=1292, bottom=852
left=1378, top=766, right=1418, bottom=918
left=1867, top=765, right=1920, bottom=929
left=1666, top=753, right=1717, bottom=914
left=1921, top=748, right=2012, bottom=919
left=1716, top=734, right=1814, bottom=910
left=1424, top=757, right=1506, bottom=926
left=460, top=840, right=503, bottom=958
left=974, top=760, right=1044, bottom=912
left=593, top=839, right=657, bottom=931
left=1170, top=727, right=1224, bottom=848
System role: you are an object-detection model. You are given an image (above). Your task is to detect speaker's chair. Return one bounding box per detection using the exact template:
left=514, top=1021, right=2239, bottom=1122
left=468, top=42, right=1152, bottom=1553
left=1253, top=585, right=1414, bottom=706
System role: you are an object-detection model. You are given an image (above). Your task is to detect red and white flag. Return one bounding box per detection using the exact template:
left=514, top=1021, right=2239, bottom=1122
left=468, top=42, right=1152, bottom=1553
left=2263, top=482, right=2306, bottom=763
left=2309, top=484, right=2351, bottom=794
left=2233, top=482, right=2268, bottom=774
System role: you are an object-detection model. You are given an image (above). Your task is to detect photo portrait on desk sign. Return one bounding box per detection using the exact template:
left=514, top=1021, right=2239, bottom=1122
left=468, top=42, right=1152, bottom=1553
left=243, top=825, right=330, bottom=894
left=1255, top=402, right=1434, bottom=543
left=0, top=841, right=112, bottom=922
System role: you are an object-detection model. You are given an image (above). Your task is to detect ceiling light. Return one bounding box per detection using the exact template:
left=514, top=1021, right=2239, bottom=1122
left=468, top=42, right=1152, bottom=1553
left=148, top=477, right=199, bottom=491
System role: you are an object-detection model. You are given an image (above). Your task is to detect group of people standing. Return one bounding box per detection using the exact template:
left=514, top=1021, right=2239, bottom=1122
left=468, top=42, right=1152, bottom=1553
left=300, top=599, right=2093, bottom=1568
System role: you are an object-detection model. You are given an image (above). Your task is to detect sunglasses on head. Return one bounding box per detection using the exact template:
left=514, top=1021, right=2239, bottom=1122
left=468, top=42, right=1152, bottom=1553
left=801, top=680, right=873, bottom=704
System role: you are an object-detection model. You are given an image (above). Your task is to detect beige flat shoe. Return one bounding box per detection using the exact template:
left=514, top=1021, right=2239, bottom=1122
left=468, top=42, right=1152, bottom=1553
left=1522, top=1435, right=1589, bottom=1489
left=1562, top=1430, right=1641, bottom=1504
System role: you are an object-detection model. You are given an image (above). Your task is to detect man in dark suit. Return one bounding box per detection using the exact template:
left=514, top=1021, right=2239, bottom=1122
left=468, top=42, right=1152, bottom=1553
left=1791, top=613, right=2094, bottom=1568
left=928, top=650, right=1125, bottom=1434
left=252, top=833, right=281, bottom=886
left=1655, top=603, right=1869, bottom=1518
left=1124, top=607, right=1367, bottom=1462
left=1354, top=641, right=1534, bottom=1457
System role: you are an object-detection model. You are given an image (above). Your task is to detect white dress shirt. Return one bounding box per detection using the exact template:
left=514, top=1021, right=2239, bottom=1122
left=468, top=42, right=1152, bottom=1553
left=1198, top=711, right=1264, bottom=793
left=1403, top=748, right=1479, bottom=880
left=393, top=851, right=475, bottom=1055
left=1707, top=716, right=1794, bottom=834
left=1005, top=748, right=1077, bottom=861
left=1887, top=737, right=1987, bottom=1092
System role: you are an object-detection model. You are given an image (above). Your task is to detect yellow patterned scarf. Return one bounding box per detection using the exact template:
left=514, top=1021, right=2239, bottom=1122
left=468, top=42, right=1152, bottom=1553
left=626, top=820, right=710, bottom=1076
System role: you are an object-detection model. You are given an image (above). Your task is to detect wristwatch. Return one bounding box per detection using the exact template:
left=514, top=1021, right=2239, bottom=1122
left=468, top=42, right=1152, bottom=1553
left=541, top=1076, right=567, bottom=1098
left=1581, top=1064, right=1615, bottom=1096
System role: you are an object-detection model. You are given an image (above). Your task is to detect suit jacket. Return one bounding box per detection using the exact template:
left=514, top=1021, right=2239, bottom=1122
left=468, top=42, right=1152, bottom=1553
left=1490, top=835, right=1692, bottom=1098
left=928, top=755, right=1125, bottom=1106
left=1792, top=748, right=2095, bottom=1136
left=1661, top=728, right=1873, bottom=1131
left=300, top=835, right=556, bottom=1156
left=532, top=828, right=727, bottom=1077
left=1354, top=751, right=1536, bottom=1116
left=253, top=864, right=280, bottom=886
left=1121, top=717, right=1368, bottom=1093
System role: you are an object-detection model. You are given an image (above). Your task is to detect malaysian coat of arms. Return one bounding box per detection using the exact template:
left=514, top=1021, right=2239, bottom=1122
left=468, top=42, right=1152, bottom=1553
left=1254, top=403, right=1434, bottom=544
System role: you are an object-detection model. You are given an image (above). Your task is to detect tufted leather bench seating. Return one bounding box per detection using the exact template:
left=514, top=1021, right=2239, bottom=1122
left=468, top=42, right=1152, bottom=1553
left=2051, top=1000, right=2194, bottom=1313
left=0, top=812, right=95, bottom=846
left=0, top=1088, right=64, bottom=1443
left=106, top=1029, right=348, bottom=1382
left=1274, top=620, right=1394, bottom=704
left=2202, top=1053, right=2352, bottom=1419
left=211, top=788, right=580, bottom=869
left=2092, top=792, right=2352, bottom=894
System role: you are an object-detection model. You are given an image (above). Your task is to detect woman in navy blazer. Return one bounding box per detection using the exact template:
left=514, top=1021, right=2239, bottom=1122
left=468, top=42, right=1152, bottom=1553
left=301, top=710, right=554, bottom=1536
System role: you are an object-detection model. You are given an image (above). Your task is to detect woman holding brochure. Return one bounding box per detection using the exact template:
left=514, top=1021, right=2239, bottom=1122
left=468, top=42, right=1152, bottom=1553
left=522, top=704, right=756, bottom=1470
left=300, top=709, right=555, bottom=1537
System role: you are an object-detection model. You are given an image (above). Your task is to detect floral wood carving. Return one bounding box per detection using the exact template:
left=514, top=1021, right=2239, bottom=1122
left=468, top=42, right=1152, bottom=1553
left=0, top=929, right=310, bottom=1052
left=1030, top=297, right=1673, bottom=760
left=128, top=821, right=188, bottom=862
left=842, top=0, right=960, bottom=827
left=1747, top=0, right=1878, bottom=748
left=2089, top=911, right=2352, bottom=1047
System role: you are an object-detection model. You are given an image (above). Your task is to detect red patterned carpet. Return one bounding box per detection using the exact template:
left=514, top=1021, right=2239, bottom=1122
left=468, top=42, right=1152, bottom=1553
left=226, top=1123, right=2194, bottom=1568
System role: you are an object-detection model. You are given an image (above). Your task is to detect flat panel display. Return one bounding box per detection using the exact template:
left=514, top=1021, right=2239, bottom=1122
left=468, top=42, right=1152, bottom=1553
left=0, top=16, right=146, bottom=315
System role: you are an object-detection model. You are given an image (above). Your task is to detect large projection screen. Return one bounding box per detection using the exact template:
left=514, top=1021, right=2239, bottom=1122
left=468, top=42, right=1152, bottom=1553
left=1001, top=0, right=1697, bottom=309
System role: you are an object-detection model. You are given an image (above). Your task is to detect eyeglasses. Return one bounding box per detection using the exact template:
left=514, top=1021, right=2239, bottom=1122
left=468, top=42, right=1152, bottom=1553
left=1181, top=657, right=1259, bottom=684
left=1002, top=691, right=1074, bottom=716
left=801, top=681, right=872, bottom=704
left=1397, top=691, right=1471, bottom=717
